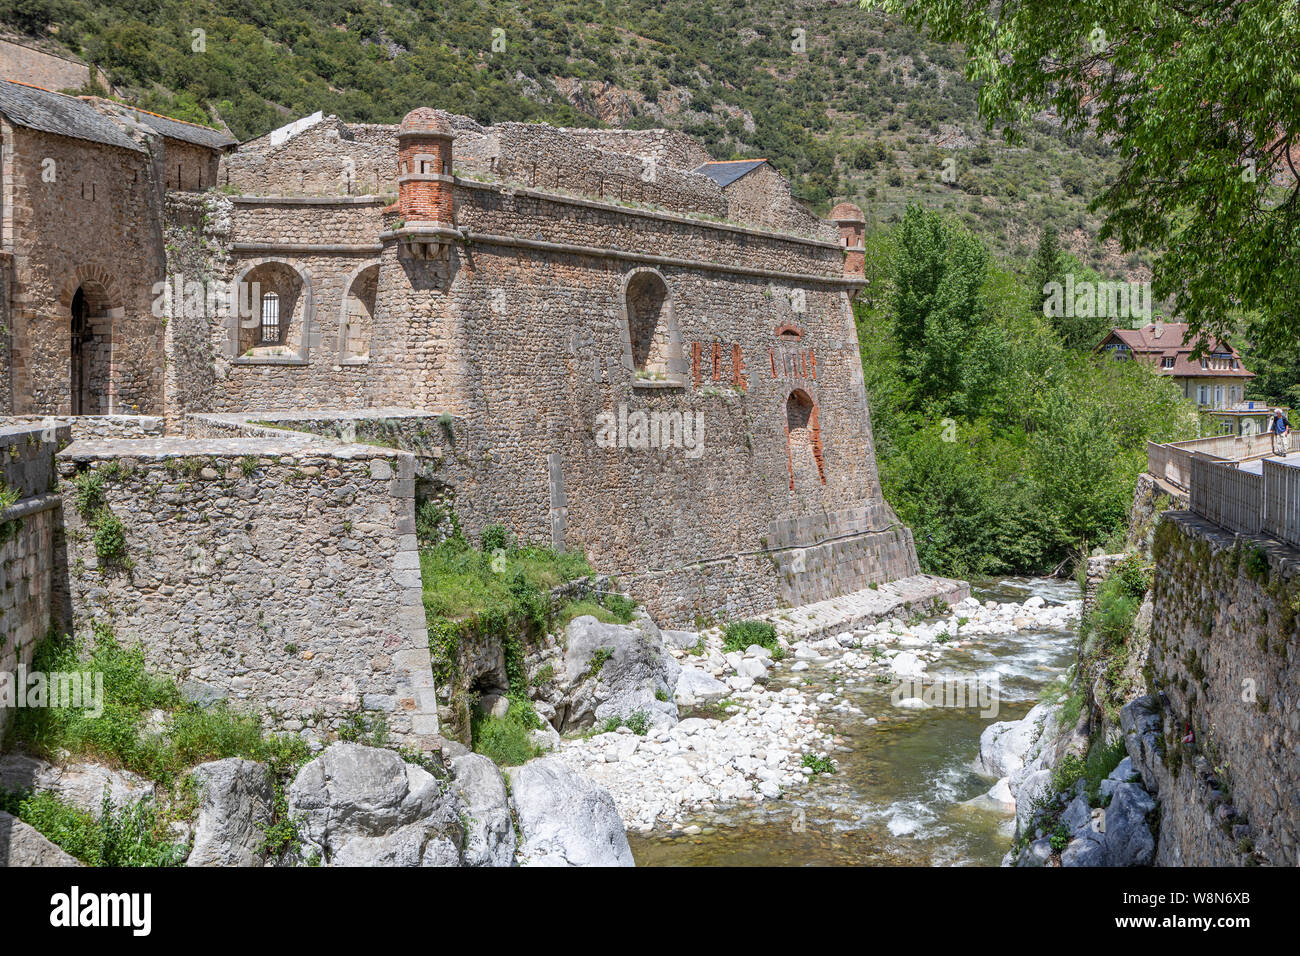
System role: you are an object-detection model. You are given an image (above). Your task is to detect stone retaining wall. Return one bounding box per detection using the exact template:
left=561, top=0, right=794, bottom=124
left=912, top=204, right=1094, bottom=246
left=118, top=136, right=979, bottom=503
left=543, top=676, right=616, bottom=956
left=1147, top=511, right=1300, bottom=865
left=55, top=436, right=439, bottom=747
left=0, top=422, right=70, bottom=743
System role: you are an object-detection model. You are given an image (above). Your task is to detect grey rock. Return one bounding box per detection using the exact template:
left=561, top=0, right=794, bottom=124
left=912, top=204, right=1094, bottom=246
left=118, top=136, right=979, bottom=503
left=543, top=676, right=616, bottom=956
left=1013, top=768, right=1054, bottom=834
left=1102, top=783, right=1156, bottom=867
left=1121, top=695, right=1165, bottom=793
left=1061, top=834, right=1108, bottom=867
left=506, top=758, right=633, bottom=867
left=288, top=743, right=465, bottom=867
left=1061, top=794, right=1094, bottom=838
left=187, top=758, right=274, bottom=867
left=561, top=615, right=678, bottom=730
left=449, top=754, right=516, bottom=868
left=0, top=755, right=154, bottom=818
left=673, top=666, right=729, bottom=707
left=0, top=811, right=83, bottom=867
left=660, top=629, right=701, bottom=650
left=1017, top=837, right=1054, bottom=867
left=977, top=702, right=1048, bottom=778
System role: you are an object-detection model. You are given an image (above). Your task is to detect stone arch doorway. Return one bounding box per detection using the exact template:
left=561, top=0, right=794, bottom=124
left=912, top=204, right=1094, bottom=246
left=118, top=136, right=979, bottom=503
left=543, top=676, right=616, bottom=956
left=785, top=388, right=826, bottom=490
left=65, top=277, right=118, bottom=415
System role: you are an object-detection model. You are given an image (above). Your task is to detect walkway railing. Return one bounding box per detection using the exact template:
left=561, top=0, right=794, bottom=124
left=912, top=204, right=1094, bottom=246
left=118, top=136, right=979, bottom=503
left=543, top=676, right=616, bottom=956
left=1147, top=433, right=1275, bottom=491
left=1189, top=452, right=1300, bottom=548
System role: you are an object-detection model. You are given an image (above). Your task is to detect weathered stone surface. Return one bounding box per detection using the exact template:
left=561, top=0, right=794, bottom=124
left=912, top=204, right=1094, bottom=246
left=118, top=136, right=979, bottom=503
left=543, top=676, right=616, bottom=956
left=187, top=758, right=274, bottom=867
left=506, top=758, right=633, bottom=867
left=288, top=743, right=464, bottom=867
left=673, top=665, right=729, bottom=707
left=1102, top=783, right=1156, bottom=867
left=449, top=754, right=515, bottom=868
left=976, top=702, right=1048, bottom=779
left=0, top=811, right=83, bottom=867
left=0, top=754, right=154, bottom=818
left=559, top=615, right=678, bottom=730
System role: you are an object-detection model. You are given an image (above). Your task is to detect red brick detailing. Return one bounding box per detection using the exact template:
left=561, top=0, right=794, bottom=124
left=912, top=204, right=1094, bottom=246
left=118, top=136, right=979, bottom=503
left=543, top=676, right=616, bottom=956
left=692, top=341, right=702, bottom=387
left=731, top=344, right=746, bottom=388
left=774, top=322, right=804, bottom=340
left=712, top=341, right=721, bottom=382
left=810, top=350, right=817, bottom=380
left=769, top=347, right=777, bottom=377
left=809, top=403, right=826, bottom=484
left=397, top=139, right=453, bottom=222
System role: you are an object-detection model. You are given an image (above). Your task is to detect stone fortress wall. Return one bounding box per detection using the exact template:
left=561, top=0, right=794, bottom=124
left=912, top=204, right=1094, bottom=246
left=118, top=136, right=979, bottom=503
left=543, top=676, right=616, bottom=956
left=0, top=421, right=68, bottom=741
left=0, top=88, right=943, bottom=747
left=54, top=432, right=439, bottom=743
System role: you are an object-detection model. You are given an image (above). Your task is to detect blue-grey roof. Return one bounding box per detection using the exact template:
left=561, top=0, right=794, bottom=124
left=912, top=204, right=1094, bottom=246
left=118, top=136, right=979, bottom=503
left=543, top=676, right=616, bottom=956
left=693, top=159, right=768, bottom=188
left=115, top=105, right=236, bottom=149
left=0, top=80, right=143, bottom=152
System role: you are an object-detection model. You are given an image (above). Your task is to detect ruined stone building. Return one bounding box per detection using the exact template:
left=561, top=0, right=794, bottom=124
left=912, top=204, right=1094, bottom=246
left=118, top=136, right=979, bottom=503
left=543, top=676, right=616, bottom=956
left=0, top=79, right=945, bottom=744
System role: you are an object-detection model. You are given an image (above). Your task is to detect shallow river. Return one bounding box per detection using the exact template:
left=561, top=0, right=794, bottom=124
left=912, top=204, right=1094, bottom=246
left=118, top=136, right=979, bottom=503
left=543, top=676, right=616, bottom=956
left=628, top=577, right=1080, bottom=866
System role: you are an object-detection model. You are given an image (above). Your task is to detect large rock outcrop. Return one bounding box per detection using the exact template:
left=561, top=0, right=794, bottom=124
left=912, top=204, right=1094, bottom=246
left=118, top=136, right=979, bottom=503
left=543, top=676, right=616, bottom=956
left=506, top=758, right=634, bottom=867
left=0, top=811, right=83, bottom=867
left=187, top=758, right=275, bottom=867
left=288, top=743, right=466, bottom=867
left=547, top=614, right=680, bottom=731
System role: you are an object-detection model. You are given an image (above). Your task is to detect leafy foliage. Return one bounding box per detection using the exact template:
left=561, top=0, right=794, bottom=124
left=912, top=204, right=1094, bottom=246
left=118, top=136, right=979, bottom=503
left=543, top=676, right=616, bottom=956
left=872, top=0, right=1300, bottom=354
left=860, top=204, right=1198, bottom=576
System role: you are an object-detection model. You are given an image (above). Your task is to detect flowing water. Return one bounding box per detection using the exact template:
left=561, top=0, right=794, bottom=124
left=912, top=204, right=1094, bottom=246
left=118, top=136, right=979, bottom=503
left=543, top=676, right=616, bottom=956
left=628, top=577, right=1080, bottom=866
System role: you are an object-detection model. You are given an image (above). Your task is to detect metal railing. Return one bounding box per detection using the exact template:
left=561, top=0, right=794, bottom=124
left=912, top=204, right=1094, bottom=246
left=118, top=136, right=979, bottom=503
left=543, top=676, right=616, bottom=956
left=1147, top=433, right=1275, bottom=491
left=1189, top=452, right=1300, bottom=547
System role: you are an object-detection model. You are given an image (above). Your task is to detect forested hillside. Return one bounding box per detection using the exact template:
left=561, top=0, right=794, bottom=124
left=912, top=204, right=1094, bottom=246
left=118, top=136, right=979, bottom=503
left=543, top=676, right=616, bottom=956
left=6, top=0, right=1132, bottom=272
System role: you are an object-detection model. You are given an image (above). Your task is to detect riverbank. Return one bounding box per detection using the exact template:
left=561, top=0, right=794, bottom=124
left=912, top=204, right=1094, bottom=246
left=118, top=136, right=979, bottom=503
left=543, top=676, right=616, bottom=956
left=553, top=579, right=1081, bottom=849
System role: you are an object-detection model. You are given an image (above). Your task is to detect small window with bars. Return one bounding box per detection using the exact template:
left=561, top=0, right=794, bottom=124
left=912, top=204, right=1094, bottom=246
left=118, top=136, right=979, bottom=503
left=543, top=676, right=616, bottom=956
left=259, top=292, right=280, bottom=343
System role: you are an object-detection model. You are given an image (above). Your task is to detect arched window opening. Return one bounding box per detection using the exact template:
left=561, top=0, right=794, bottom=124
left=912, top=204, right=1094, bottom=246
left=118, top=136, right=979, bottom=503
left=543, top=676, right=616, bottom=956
left=785, top=389, right=826, bottom=489
left=627, top=271, right=671, bottom=379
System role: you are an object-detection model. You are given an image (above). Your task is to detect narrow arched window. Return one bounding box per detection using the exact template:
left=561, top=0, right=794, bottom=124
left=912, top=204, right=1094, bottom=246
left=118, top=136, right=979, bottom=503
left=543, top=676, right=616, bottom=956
left=259, top=292, right=281, bottom=344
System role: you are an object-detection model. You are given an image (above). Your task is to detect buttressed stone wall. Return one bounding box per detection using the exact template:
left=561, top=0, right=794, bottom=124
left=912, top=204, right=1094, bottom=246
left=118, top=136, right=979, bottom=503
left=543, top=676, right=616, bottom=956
left=158, top=109, right=920, bottom=624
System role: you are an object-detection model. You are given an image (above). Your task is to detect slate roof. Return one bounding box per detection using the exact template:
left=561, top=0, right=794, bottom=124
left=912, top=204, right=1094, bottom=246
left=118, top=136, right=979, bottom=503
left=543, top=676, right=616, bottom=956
left=693, top=158, right=768, bottom=188
left=1098, top=322, right=1254, bottom=379
left=0, top=80, right=142, bottom=152
left=115, top=105, right=236, bottom=149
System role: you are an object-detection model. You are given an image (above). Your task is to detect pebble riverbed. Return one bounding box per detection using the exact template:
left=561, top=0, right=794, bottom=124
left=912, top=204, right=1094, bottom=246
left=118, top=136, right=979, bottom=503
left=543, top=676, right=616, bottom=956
left=555, top=582, right=1082, bottom=840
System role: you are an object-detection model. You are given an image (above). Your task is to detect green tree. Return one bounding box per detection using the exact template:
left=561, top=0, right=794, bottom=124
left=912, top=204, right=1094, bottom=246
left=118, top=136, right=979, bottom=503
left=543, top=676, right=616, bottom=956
left=1028, top=224, right=1063, bottom=318
left=870, top=0, right=1300, bottom=354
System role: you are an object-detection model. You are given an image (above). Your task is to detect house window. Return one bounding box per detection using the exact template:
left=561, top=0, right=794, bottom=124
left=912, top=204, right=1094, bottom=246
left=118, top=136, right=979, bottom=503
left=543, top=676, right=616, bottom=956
left=1197, top=385, right=1210, bottom=405
left=1214, top=385, right=1225, bottom=408
left=259, top=292, right=280, bottom=343
left=1161, top=356, right=1175, bottom=369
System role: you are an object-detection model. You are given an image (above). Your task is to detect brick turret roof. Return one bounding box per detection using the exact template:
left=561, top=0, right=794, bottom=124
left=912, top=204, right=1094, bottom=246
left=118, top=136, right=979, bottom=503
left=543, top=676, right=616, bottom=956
left=399, top=107, right=454, bottom=137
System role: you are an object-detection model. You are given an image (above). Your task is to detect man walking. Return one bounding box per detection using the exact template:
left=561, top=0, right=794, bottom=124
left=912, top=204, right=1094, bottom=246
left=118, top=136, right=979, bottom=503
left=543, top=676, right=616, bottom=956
left=1272, top=407, right=1290, bottom=457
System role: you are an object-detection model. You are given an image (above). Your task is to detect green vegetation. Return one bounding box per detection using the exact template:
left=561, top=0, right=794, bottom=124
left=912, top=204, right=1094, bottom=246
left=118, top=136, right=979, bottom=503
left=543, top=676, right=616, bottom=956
left=0, top=789, right=189, bottom=866
left=10, top=626, right=309, bottom=787
left=598, top=709, right=651, bottom=736
left=721, top=619, right=779, bottom=655
left=874, top=0, right=1300, bottom=354
left=14, top=1, right=1116, bottom=239
left=70, top=467, right=133, bottom=570
left=801, top=753, right=837, bottom=775
left=418, top=523, right=635, bottom=755
left=860, top=204, right=1197, bottom=577
left=471, top=701, right=542, bottom=766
